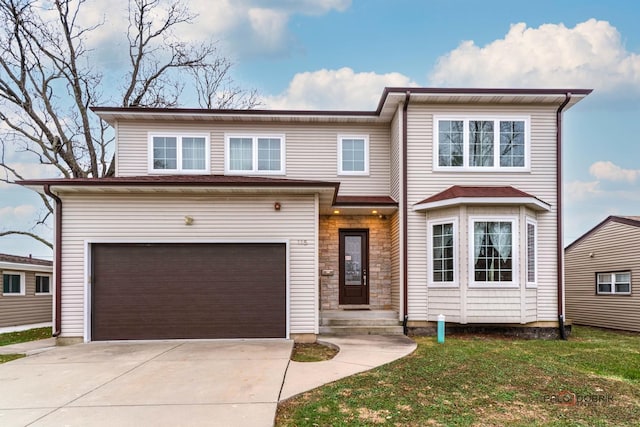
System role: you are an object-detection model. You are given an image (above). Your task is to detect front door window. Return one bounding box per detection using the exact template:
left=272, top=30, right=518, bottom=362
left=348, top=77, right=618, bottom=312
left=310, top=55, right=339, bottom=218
left=339, top=229, right=369, bottom=305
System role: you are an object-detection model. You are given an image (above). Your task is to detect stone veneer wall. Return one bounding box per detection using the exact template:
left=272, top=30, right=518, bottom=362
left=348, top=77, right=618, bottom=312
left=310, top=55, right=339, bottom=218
left=319, top=215, right=392, bottom=310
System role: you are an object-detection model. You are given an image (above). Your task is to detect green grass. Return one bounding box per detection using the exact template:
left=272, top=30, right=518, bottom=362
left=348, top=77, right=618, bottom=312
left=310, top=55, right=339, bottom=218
left=0, top=327, right=51, bottom=347
left=277, top=326, right=640, bottom=426
left=0, top=354, right=25, bottom=364
left=291, top=342, right=339, bottom=362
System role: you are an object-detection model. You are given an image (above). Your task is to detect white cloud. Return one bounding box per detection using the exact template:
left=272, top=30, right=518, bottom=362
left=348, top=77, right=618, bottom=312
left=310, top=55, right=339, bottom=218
left=589, top=161, right=640, bottom=183
left=0, top=204, right=36, bottom=221
left=41, top=0, right=350, bottom=64
left=429, top=19, right=640, bottom=95
left=564, top=180, right=601, bottom=202
left=0, top=162, right=61, bottom=189
left=263, top=67, right=417, bottom=109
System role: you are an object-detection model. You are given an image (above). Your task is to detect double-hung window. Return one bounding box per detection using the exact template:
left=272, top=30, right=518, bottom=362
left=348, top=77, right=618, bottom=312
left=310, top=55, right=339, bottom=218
left=597, top=272, right=631, bottom=295
left=225, top=135, right=285, bottom=174
left=338, top=135, right=369, bottom=175
left=35, top=274, right=51, bottom=294
left=3, top=272, right=25, bottom=295
left=435, top=117, right=529, bottom=170
left=149, top=133, right=209, bottom=173
left=470, top=217, right=518, bottom=286
left=428, top=219, right=457, bottom=286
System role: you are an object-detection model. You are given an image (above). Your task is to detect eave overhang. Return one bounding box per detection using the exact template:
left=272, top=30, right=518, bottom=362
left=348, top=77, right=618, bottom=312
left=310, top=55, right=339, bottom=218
left=326, top=195, right=398, bottom=216
left=413, top=186, right=551, bottom=212
left=18, top=175, right=341, bottom=211
left=91, top=88, right=593, bottom=126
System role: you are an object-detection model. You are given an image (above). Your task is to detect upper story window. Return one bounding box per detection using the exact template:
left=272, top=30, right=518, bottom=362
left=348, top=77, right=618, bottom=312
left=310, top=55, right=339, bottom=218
left=225, top=135, right=285, bottom=175
left=428, top=219, right=458, bottom=287
left=35, top=274, right=51, bottom=294
left=338, top=135, right=369, bottom=175
left=149, top=133, right=210, bottom=174
left=597, top=272, right=631, bottom=295
left=435, top=116, right=529, bottom=171
left=3, top=271, right=25, bottom=296
left=470, top=217, right=518, bottom=287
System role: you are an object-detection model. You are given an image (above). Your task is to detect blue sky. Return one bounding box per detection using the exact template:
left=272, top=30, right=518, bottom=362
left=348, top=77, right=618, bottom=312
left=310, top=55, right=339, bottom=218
left=2, top=0, right=640, bottom=259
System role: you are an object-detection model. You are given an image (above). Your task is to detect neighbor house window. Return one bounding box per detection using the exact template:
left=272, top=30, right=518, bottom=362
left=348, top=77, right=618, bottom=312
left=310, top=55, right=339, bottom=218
left=597, top=272, right=631, bottom=295
left=225, top=135, right=285, bottom=174
left=435, top=117, right=529, bottom=170
left=471, top=218, right=517, bottom=286
left=35, top=274, right=51, bottom=294
left=428, top=219, right=457, bottom=286
left=149, top=133, right=209, bottom=173
left=338, top=135, right=369, bottom=175
left=3, top=272, right=25, bottom=295
left=526, top=219, right=537, bottom=286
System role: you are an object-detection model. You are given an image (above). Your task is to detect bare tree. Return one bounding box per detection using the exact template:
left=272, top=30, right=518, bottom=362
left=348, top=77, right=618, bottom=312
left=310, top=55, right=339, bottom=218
left=0, top=0, right=259, bottom=249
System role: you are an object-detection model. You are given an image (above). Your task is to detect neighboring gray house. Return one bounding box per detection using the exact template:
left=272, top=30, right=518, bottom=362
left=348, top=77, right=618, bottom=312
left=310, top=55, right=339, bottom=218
left=0, top=253, right=53, bottom=331
left=565, top=216, right=640, bottom=332
left=20, top=87, right=591, bottom=343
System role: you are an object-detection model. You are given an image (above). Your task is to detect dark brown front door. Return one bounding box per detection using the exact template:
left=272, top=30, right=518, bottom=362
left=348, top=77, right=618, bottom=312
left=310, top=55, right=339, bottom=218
left=339, top=229, right=369, bottom=305
left=91, top=243, right=286, bottom=340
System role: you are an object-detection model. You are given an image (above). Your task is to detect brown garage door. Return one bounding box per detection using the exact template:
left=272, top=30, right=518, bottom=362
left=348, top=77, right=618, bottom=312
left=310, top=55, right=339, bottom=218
left=91, top=243, right=286, bottom=340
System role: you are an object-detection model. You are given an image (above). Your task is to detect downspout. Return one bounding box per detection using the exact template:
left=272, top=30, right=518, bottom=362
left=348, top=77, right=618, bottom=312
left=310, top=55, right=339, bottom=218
left=556, top=92, right=571, bottom=340
left=43, top=184, right=62, bottom=337
left=402, top=91, right=410, bottom=334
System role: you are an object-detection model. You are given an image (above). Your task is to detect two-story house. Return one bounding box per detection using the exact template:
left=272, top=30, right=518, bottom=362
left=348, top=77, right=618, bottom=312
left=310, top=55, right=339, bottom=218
left=20, top=87, right=591, bottom=343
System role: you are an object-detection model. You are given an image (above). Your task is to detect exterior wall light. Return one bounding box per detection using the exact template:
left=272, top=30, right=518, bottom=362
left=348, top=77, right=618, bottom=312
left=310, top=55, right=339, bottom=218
left=274, top=202, right=281, bottom=211
left=184, top=216, right=194, bottom=225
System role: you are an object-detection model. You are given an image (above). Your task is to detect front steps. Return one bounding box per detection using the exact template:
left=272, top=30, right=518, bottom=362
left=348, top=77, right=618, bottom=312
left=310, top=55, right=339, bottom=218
left=320, top=310, right=404, bottom=336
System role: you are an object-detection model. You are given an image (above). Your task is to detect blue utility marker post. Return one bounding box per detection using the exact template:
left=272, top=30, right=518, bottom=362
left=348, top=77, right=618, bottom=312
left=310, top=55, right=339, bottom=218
left=437, top=314, right=445, bottom=343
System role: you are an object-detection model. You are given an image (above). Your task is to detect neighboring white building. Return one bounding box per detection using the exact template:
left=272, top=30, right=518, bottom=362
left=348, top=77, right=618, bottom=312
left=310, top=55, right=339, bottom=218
left=20, top=87, right=591, bottom=343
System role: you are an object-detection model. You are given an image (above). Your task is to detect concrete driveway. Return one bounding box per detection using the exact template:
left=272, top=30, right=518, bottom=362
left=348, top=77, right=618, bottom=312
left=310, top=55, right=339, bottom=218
left=0, top=340, right=293, bottom=427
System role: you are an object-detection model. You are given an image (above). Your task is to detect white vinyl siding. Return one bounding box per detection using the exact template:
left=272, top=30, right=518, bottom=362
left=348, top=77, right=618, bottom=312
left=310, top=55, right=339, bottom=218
left=116, top=121, right=390, bottom=197
left=58, top=192, right=318, bottom=339
left=407, top=104, right=558, bottom=323
left=566, top=220, right=640, bottom=332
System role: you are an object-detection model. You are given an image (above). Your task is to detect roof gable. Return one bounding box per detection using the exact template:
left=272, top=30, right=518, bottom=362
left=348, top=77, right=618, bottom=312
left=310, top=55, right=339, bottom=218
left=566, top=216, right=640, bottom=251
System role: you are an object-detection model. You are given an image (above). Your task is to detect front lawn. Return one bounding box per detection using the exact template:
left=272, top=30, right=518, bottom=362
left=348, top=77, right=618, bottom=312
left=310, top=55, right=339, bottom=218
left=0, top=327, right=51, bottom=347
left=277, top=326, right=640, bottom=426
left=0, top=327, right=51, bottom=365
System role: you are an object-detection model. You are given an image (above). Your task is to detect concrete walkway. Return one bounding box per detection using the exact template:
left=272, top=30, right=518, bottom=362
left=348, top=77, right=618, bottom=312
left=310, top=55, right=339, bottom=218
left=0, top=335, right=416, bottom=426
left=280, top=335, right=417, bottom=401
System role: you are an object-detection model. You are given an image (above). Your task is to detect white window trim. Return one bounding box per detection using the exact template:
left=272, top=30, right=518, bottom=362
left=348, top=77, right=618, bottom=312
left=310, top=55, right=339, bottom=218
left=427, top=218, right=459, bottom=287
left=224, top=134, right=286, bottom=175
left=468, top=216, right=519, bottom=288
left=434, top=115, right=531, bottom=172
left=2, top=271, right=26, bottom=296
left=526, top=218, right=538, bottom=288
left=35, top=274, right=52, bottom=295
left=338, top=134, right=370, bottom=176
left=148, top=132, right=211, bottom=174
left=596, top=271, right=632, bottom=295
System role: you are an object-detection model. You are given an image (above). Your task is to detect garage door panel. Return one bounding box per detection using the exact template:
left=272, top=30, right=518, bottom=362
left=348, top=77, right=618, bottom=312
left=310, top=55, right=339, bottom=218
left=91, top=243, right=286, bottom=340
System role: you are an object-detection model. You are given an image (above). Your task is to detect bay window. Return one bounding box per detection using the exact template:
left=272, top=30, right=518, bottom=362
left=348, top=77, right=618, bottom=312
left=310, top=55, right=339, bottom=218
left=428, top=219, right=457, bottom=286
left=471, top=218, right=517, bottom=286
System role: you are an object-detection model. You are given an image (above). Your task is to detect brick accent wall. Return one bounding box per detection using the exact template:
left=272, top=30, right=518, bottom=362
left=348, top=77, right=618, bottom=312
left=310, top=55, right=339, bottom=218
left=319, top=215, right=392, bottom=310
